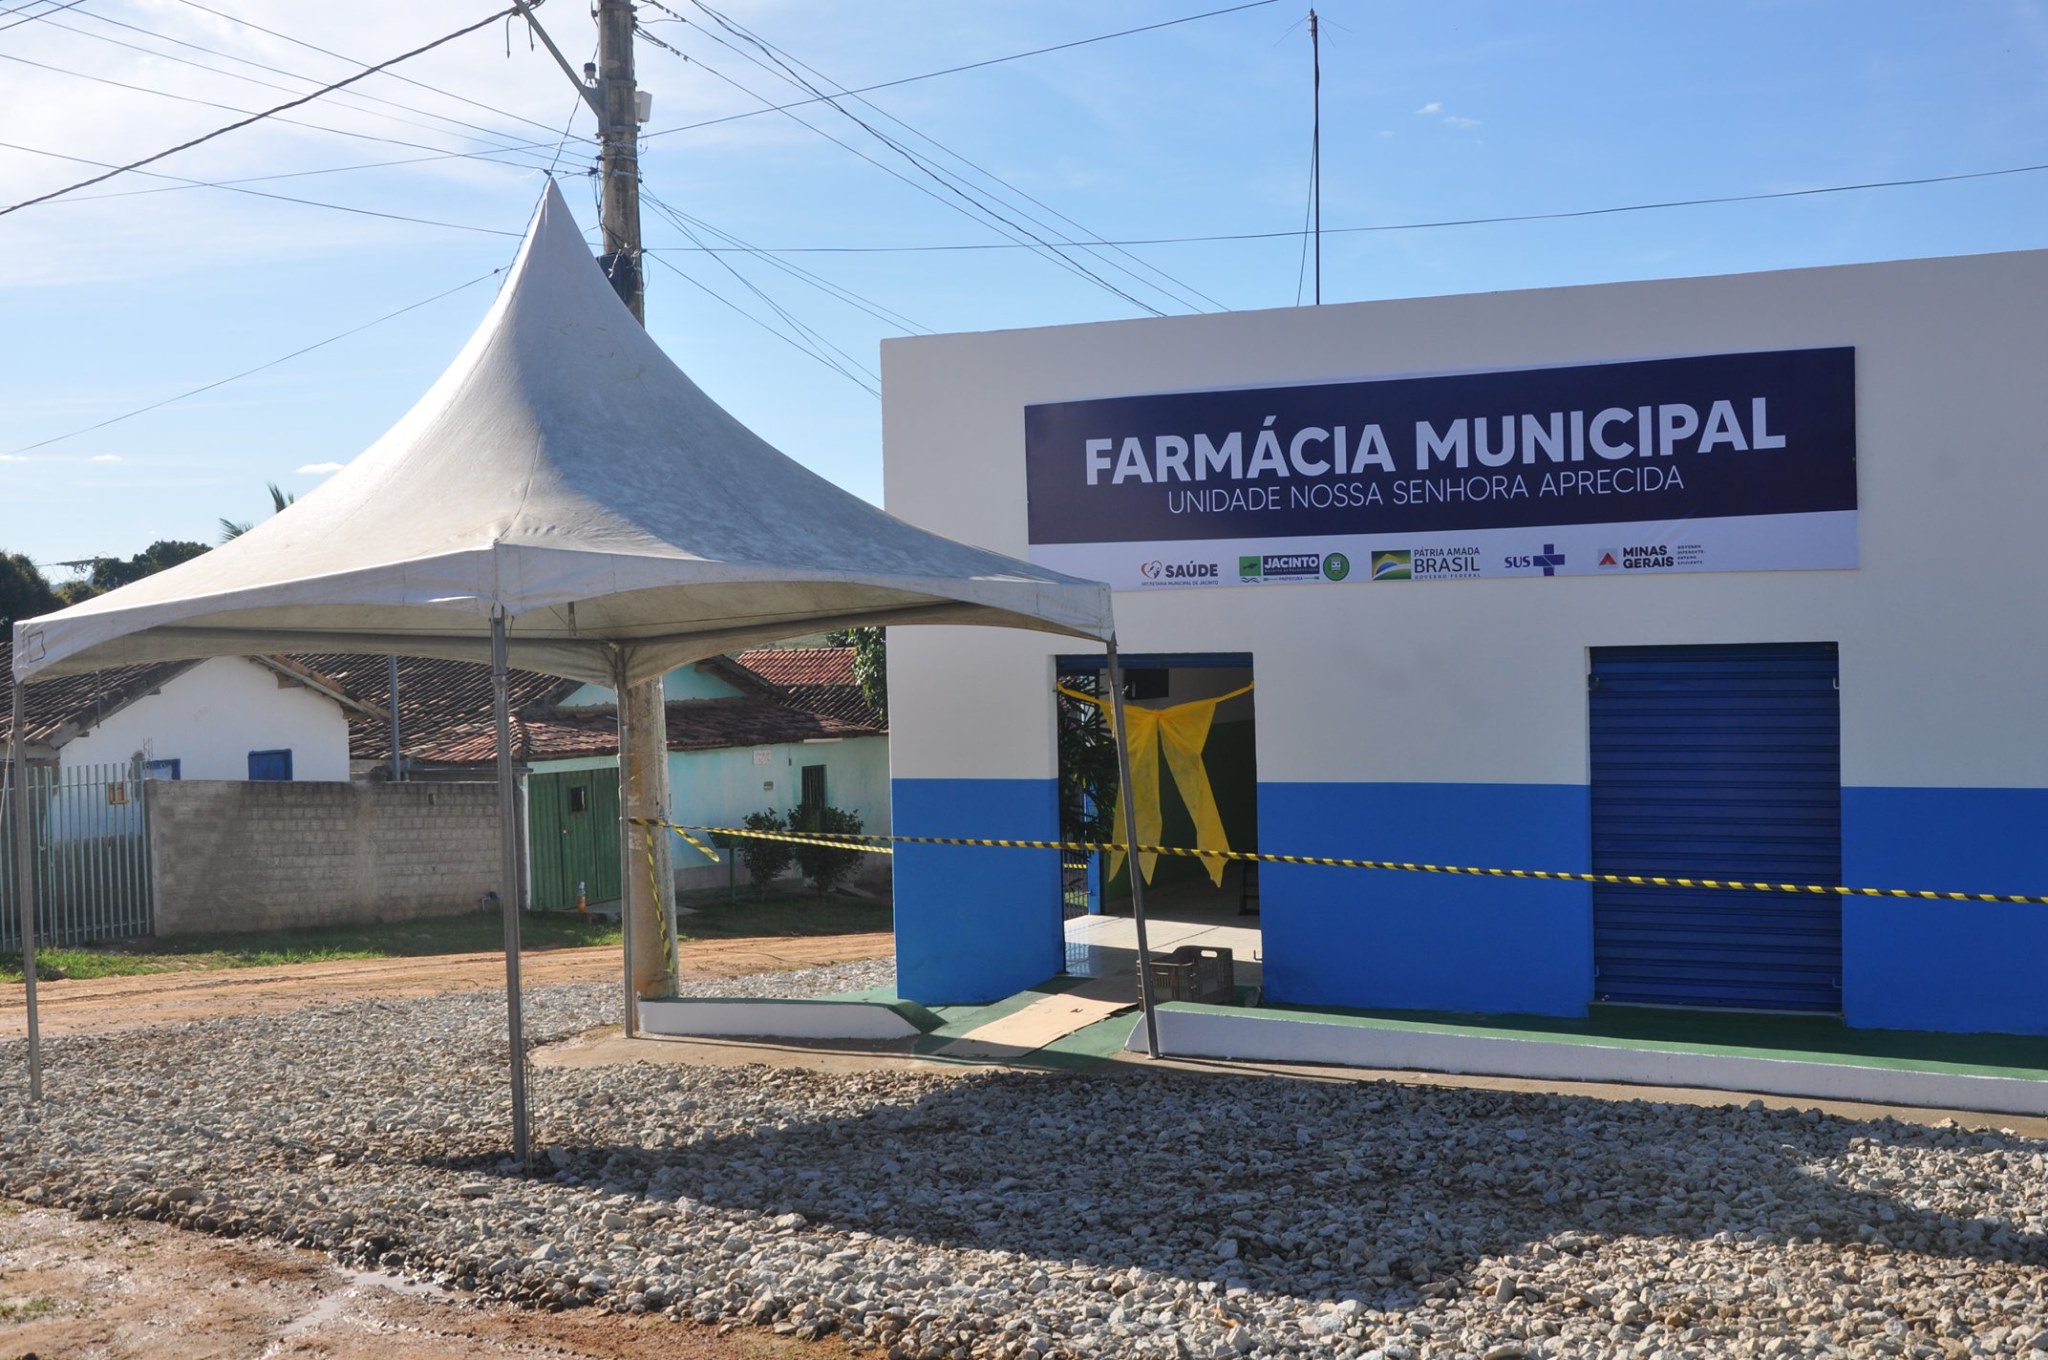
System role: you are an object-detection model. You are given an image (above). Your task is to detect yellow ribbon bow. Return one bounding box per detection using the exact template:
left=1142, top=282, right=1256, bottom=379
left=1057, top=681, right=1253, bottom=887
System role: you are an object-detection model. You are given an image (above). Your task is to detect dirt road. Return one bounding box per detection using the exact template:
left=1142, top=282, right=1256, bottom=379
left=0, top=933, right=894, bottom=1038
left=0, top=1205, right=857, bottom=1359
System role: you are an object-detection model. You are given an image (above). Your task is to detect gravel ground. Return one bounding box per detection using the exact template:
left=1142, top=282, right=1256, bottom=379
left=2, top=962, right=2046, bottom=1360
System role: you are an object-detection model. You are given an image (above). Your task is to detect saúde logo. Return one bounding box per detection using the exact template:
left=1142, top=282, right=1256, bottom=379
left=1140, top=559, right=1218, bottom=584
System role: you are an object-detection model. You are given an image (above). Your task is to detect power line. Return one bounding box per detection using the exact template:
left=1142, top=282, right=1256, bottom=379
left=639, top=190, right=926, bottom=333
left=641, top=188, right=884, bottom=388
left=31, top=145, right=539, bottom=205
left=644, top=250, right=879, bottom=399
left=0, top=138, right=524, bottom=236
left=685, top=1, right=1228, bottom=314
left=0, top=0, right=90, bottom=36
left=6, top=268, right=508, bottom=456
left=545, top=44, right=599, bottom=177
left=667, top=18, right=1168, bottom=318
left=681, top=7, right=1172, bottom=316
left=38, top=6, right=579, bottom=162
left=638, top=0, right=1282, bottom=144
left=8, top=7, right=1296, bottom=207
left=0, top=50, right=563, bottom=201
left=165, top=0, right=581, bottom=144
left=0, top=8, right=520, bottom=218
left=642, top=160, right=2048, bottom=255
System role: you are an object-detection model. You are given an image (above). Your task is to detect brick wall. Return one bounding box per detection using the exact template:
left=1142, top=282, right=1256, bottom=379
left=146, top=781, right=503, bottom=937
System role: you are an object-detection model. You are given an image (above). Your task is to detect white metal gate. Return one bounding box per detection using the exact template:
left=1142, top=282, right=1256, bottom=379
left=0, top=762, right=155, bottom=948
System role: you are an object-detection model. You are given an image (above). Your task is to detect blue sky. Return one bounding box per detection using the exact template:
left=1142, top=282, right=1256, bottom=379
left=3, top=1, right=2045, bottom=577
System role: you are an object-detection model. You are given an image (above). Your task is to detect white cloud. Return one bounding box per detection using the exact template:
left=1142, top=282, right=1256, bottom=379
left=298, top=461, right=346, bottom=475
left=1415, top=101, right=1443, bottom=115
left=0, top=454, right=25, bottom=463
left=1444, top=115, right=1483, bottom=130
left=87, top=454, right=121, bottom=463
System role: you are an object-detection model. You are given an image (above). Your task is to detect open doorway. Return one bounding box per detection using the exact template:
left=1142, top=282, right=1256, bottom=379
left=1053, top=651, right=1260, bottom=992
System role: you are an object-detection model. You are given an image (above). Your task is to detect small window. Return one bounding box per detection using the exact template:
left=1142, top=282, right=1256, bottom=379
left=144, top=759, right=181, bottom=781
left=247, top=749, right=293, bottom=781
left=800, top=763, right=826, bottom=809
left=568, top=785, right=590, bottom=813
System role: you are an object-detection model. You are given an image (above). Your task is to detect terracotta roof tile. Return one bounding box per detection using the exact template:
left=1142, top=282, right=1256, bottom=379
left=2, top=640, right=203, bottom=752
left=732, top=647, right=884, bottom=732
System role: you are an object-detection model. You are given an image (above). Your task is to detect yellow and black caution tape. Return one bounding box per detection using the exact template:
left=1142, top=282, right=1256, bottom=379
left=628, top=817, right=2048, bottom=907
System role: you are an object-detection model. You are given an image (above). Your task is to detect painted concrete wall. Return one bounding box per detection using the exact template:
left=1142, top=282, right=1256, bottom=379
left=60, top=656, right=352, bottom=783
left=883, top=249, right=2048, bottom=1030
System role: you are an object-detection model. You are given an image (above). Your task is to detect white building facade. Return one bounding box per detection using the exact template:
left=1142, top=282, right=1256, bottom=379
left=882, top=249, right=2048, bottom=1036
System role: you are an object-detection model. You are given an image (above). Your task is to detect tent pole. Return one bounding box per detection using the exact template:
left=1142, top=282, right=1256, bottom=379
left=1104, top=640, right=1162, bottom=1060
left=490, top=609, right=531, bottom=1169
left=611, top=652, right=637, bottom=1039
left=9, top=681, right=41, bottom=1102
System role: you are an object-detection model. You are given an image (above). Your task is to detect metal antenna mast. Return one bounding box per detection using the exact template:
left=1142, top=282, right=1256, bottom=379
left=1310, top=7, right=1321, bottom=305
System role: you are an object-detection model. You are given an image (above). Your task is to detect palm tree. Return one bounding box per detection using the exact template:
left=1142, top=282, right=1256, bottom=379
left=219, top=482, right=295, bottom=542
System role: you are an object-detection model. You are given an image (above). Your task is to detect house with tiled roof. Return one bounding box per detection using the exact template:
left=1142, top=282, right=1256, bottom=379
left=334, top=646, right=887, bottom=905
left=1, top=639, right=369, bottom=785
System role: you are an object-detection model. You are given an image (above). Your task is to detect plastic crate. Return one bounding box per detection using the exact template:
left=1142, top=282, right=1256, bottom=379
left=1148, top=945, right=1235, bottom=1004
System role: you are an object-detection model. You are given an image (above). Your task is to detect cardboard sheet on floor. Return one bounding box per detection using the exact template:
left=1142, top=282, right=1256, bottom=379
left=937, top=974, right=1137, bottom=1060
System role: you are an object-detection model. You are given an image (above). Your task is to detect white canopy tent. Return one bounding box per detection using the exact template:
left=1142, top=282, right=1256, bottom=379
left=8, top=181, right=1164, bottom=1163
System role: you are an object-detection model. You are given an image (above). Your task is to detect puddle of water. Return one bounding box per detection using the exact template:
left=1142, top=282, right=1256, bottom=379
left=269, top=1267, right=450, bottom=1346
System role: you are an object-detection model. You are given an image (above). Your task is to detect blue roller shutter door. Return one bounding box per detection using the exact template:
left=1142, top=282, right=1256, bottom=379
left=1589, top=643, right=1842, bottom=1011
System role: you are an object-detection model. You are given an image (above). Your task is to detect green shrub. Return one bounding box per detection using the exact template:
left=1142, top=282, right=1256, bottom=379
left=738, top=808, right=794, bottom=895
left=792, top=802, right=866, bottom=896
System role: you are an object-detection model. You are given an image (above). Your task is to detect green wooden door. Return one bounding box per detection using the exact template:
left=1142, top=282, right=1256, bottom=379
left=528, top=768, right=621, bottom=910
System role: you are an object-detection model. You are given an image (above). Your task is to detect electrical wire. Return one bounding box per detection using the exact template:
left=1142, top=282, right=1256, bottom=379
left=638, top=0, right=1281, bottom=144
left=7, top=7, right=1295, bottom=204
left=0, top=33, right=567, bottom=195
left=680, top=10, right=1168, bottom=317
left=1292, top=128, right=1315, bottom=307
left=664, top=24, right=1167, bottom=318
left=40, top=146, right=542, bottom=205
left=545, top=45, right=599, bottom=177
left=686, top=1, right=1227, bottom=314
left=27, top=10, right=566, bottom=162
left=0, top=137, right=524, bottom=236
left=643, top=160, right=2048, bottom=255
left=165, top=0, right=582, bottom=143
left=0, top=0, right=90, bottom=36
left=640, top=191, right=925, bottom=333
left=641, top=189, right=883, bottom=387
left=644, top=250, right=879, bottom=399
left=6, top=268, right=508, bottom=457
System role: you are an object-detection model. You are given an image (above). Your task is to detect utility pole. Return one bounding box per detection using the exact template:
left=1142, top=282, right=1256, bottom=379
left=595, top=0, right=645, bottom=321
left=516, top=0, right=675, bottom=1012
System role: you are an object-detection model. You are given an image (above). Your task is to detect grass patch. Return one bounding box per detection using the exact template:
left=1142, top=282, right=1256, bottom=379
left=0, top=1295, right=58, bottom=1323
left=675, top=888, right=890, bottom=941
left=0, top=910, right=622, bottom=983
left=0, top=890, right=889, bottom=982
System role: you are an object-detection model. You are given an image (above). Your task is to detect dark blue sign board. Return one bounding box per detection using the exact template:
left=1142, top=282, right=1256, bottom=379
left=1023, top=347, right=1857, bottom=588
